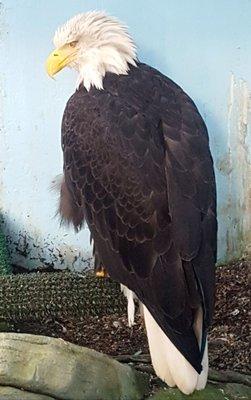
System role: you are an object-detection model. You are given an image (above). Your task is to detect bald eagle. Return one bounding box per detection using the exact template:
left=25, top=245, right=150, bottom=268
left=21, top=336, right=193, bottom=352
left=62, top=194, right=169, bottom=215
left=46, top=11, right=217, bottom=395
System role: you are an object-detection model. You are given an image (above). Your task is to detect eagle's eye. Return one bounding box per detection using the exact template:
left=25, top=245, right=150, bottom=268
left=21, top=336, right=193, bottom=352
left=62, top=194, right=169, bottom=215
left=69, top=41, right=78, bottom=48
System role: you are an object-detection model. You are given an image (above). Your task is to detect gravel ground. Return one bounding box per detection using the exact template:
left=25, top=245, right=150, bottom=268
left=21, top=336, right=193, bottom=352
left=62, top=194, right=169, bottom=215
left=209, top=259, right=250, bottom=373
left=13, top=259, right=250, bottom=374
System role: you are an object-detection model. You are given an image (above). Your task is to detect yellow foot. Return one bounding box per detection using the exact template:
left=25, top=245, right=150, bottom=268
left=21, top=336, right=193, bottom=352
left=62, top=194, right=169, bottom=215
left=95, top=266, right=109, bottom=278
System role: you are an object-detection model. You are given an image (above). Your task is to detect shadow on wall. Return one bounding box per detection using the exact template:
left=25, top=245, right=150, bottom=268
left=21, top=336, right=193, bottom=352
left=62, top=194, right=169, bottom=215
left=0, top=214, right=93, bottom=271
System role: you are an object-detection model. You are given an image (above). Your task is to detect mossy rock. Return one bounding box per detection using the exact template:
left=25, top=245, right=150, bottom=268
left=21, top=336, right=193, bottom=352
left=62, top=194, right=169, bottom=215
left=149, top=383, right=251, bottom=400
left=0, top=386, right=55, bottom=400
left=0, top=332, right=149, bottom=400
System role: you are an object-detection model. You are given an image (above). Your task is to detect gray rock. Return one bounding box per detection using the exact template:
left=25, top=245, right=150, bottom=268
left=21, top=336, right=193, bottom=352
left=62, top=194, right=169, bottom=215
left=0, top=386, right=56, bottom=400
left=0, top=332, right=149, bottom=400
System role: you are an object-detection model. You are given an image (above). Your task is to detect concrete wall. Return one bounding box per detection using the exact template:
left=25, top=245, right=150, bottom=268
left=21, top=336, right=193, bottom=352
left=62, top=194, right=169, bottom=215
left=0, top=0, right=250, bottom=270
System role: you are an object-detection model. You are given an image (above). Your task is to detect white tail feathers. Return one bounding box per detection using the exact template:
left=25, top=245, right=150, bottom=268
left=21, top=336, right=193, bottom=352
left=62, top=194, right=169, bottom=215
left=143, top=305, right=208, bottom=395
left=193, top=307, right=208, bottom=390
left=196, top=340, right=208, bottom=390
left=120, top=284, right=136, bottom=327
left=120, top=284, right=208, bottom=394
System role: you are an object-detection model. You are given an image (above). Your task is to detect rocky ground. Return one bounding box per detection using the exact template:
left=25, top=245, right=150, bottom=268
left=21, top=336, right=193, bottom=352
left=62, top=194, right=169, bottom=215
left=1, top=259, right=249, bottom=398
left=13, top=259, right=250, bottom=376
left=1, top=332, right=250, bottom=400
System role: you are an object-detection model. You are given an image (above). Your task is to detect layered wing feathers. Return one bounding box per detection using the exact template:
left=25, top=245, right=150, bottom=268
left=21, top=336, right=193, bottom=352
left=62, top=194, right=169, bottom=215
left=60, top=63, right=217, bottom=372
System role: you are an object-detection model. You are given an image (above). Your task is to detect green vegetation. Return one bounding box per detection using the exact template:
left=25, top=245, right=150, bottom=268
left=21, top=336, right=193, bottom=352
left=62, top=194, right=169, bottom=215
left=0, top=272, right=125, bottom=323
left=0, top=227, right=11, bottom=275
left=149, top=383, right=251, bottom=400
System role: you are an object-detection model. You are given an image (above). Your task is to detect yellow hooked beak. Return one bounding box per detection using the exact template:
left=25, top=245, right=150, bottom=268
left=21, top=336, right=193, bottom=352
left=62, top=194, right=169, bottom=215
left=46, top=43, right=77, bottom=77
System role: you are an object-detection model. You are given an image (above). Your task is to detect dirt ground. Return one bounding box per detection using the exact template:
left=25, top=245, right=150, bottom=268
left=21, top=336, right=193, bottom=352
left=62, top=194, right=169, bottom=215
left=209, top=259, right=250, bottom=373
left=14, top=259, right=250, bottom=375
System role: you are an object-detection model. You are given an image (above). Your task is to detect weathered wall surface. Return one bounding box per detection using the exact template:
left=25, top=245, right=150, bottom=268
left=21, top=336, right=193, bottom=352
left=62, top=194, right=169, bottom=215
left=0, top=0, right=250, bottom=269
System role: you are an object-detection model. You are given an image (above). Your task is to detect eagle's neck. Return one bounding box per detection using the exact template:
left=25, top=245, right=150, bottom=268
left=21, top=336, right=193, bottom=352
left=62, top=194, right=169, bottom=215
left=75, top=41, right=137, bottom=91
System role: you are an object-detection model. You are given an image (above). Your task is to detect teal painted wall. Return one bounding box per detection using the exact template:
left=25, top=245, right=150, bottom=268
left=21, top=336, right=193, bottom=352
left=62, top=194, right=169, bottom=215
left=0, top=0, right=250, bottom=269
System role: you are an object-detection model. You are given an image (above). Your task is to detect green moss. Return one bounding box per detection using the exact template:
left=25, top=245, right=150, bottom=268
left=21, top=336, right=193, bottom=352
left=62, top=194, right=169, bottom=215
left=0, top=272, right=125, bottom=323
left=149, top=383, right=251, bottom=400
left=0, top=228, right=11, bottom=275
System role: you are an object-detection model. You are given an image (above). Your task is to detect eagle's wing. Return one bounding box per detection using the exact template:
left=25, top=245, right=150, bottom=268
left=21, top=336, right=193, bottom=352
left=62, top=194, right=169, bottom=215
left=161, top=80, right=217, bottom=329
left=60, top=67, right=216, bottom=372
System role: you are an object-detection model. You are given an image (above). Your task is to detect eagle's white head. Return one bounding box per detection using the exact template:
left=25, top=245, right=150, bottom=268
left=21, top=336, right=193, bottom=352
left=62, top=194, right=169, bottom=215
left=46, top=11, right=137, bottom=90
